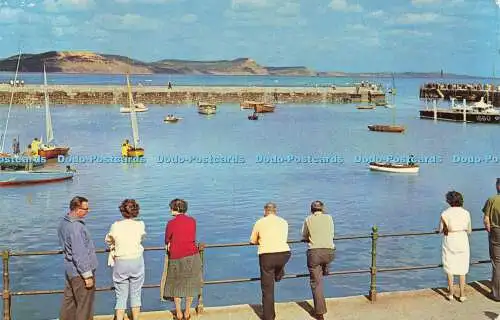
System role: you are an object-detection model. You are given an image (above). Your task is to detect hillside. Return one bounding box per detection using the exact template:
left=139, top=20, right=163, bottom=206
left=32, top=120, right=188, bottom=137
left=0, top=51, right=485, bottom=78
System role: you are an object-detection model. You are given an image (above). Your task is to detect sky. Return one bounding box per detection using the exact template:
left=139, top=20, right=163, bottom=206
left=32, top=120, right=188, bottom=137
left=0, top=0, right=499, bottom=76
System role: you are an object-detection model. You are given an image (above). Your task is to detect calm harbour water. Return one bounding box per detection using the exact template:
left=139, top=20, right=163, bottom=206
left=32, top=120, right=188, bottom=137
left=0, top=75, right=497, bottom=319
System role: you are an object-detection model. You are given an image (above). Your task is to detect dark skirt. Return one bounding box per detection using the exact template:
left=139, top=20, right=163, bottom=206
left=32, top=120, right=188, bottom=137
left=163, top=253, right=203, bottom=299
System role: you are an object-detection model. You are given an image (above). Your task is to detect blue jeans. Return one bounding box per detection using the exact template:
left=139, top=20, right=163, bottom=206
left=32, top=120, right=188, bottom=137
left=113, top=256, right=145, bottom=310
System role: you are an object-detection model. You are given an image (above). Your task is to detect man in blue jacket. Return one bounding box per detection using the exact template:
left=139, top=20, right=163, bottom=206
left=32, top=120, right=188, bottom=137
left=58, top=196, right=98, bottom=320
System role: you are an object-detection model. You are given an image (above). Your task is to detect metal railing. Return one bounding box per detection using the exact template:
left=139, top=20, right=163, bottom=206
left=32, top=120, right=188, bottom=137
left=1, top=226, right=491, bottom=320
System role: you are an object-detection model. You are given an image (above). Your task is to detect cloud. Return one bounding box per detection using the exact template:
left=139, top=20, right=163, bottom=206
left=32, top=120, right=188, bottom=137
left=114, top=0, right=175, bottom=3
left=0, top=7, right=24, bottom=24
left=411, top=0, right=435, bottom=4
left=389, top=29, right=432, bottom=37
left=276, top=2, right=299, bottom=15
left=52, top=26, right=78, bottom=37
left=369, top=10, right=384, bottom=18
left=329, top=0, right=362, bottom=12
left=393, top=13, right=445, bottom=25
left=43, top=0, right=95, bottom=12
left=93, top=14, right=162, bottom=31
left=231, top=0, right=270, bottom=9
left=180, top=13, right=197, bottom=23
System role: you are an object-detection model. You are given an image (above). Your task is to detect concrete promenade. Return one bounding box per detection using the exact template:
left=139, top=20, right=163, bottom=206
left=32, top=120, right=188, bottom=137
left=94, top=281, right=500, bottom=320
left=0, top=84, right=385, bottom=105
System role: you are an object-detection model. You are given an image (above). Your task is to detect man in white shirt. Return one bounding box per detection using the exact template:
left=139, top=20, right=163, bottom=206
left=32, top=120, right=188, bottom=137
left=250, top=202, right=291, bottom=320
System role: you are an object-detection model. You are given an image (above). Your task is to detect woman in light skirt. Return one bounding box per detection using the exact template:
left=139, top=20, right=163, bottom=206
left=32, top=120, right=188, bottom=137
left=105, top=199, right=146, bottom=320
left=439, top=191, right=471, bottom=302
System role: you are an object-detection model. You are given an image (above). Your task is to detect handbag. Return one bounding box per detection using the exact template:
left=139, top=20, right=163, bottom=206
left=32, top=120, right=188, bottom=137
left=107, top=245, right=116, bottom=267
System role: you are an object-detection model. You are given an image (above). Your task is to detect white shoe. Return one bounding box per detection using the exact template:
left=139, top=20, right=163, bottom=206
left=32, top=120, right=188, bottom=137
left=447, top=294, right=453, bottom=301
left=458, top=296, right=466, bottom=302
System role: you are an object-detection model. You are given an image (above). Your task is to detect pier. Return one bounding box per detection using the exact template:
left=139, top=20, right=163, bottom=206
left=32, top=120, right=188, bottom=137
left=1, top=226, right=493, bottom=320
left=0, top=84, right=385, bottom=105
left=92, top=283, right=498, bottom=319
left=419, top=82, right=500, bottom=107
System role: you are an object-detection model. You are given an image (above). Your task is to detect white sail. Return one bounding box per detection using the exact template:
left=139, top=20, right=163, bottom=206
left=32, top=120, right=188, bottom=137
left=43, top=64, right=54, bottom=145
left=126, top=75, right=140, bottom=148
left=496, top=0, right=500, bottom=7
left=0, top=52, right=22, bottom=153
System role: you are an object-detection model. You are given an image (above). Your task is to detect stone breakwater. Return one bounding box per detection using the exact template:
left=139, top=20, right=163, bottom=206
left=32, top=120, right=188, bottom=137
left=0, top=84, right=385, bottom=105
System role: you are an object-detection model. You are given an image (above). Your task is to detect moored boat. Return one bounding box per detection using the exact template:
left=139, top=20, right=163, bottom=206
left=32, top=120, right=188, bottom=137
left=240, top=100, right=259, bottom=109
left=0, top=154, right=45, bottom=170
left=0, top=169, right=74, bottom=186
left=124, top=74, right=145, bottom=158
left=356, top=105, right=375, bottom=110
left=369, top=162, right=419, bottom=174
left=254, top=103, right=275, bottom=113
left=198, top=102, right=217, bottom=115
left=367, top=125, right=405, bottom=133
left=419, top=97, right=500, bottom=123
left=120, top=103, right=149, bottom=113
left=38, top=64, right=71, bottom=160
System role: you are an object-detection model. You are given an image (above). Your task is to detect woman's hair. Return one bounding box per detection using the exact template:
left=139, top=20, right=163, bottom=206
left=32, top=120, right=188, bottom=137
left=119, top=199, right=140, bottom=218
left=445, top=191, right=463, bottom=207
left=311, top=200, right=324, bottom=213
left=264, top=202, right=277, bottom=214
left=169, top=198, right=188, bottom=213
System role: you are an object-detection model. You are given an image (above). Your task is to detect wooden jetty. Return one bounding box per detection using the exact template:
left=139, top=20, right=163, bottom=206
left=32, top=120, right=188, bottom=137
left=419, top=82, right=500, bottom=107
left=0, top=84, right=385, bottom=105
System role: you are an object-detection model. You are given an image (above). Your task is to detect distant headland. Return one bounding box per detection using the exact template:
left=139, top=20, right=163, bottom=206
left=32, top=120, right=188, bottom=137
left=0, top=51, right=487, bottom=78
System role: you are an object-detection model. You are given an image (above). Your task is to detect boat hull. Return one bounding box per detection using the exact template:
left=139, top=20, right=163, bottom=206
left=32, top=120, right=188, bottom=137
left=120, top=107, right=149, bottom=113
left=419, top=110, right=500, bottom=123
left=38, top=147, right=70, bottom=159
left=254, top=104, right=275, bottom=113
left=368, top=125, right=405, bottom=133
left=357, top=105, right=375, bottom=110
left=369, top=162, right=419, bottom=173
left=164, top=118, right=180, bottom=123
left=127, top=148, right=144, bottom=157
left=0, top=170, right=74, bottom=186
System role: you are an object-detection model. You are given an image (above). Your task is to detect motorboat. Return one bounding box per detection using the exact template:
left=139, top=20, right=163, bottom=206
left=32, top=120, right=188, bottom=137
left=368, top=125, right=405, bottom=133
left=356, top=105, right=375, bottom=110
left=198, top=102, right=217, bottom=115
left=164, top=115, right=182, bottom=123
left=369, top=162, right=419, bottom=174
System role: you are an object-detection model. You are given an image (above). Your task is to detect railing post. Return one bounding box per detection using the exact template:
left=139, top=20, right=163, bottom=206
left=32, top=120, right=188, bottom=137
left=369, top=226, right=378, bottom=303
left=2, top=250, right=11, bottom=320
left=196, top=243, right=205, bottom=314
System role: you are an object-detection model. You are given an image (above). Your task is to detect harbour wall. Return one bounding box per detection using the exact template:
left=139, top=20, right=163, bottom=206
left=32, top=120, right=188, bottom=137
left=0, top=85, right=385, bottom=105
left=419, top=83, right=500, bottom=107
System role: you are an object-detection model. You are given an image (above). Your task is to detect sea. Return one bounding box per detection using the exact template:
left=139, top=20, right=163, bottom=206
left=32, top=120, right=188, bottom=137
left=0, top=73, right=497, bottom=319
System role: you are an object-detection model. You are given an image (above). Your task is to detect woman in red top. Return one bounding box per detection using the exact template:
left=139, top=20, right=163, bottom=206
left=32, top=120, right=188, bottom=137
left=163, top=199, right=202, bottom=320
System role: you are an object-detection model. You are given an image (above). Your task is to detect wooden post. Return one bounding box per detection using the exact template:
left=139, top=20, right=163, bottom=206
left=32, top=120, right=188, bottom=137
left=369, top=226, right=378, bottom=303
left=196, top=243, right=205, bottom=314
left=2, top=250, right=11, bottom=320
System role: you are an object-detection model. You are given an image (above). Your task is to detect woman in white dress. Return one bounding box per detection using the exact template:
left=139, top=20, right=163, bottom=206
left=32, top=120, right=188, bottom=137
left=439, top=191, right=472, bottom=302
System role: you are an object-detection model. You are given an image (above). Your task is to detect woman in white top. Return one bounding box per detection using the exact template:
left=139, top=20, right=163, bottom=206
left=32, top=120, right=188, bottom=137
left=105, top=199, right=146, bottom=320
left=439, top=191, right=471, bottom=302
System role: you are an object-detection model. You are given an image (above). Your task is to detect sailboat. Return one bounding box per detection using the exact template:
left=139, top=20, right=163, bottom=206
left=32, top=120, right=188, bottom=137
left=0, top=52, right=74, bottom=184
left=124, top=74, right=144, bottom=157
left=368, top=74, right=405, bottom=133
left=38, top=64, right=70, bottom=159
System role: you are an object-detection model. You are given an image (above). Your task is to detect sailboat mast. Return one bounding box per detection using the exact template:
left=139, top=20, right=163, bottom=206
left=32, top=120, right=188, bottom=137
left=126, top=74, right=140, bottom=148
left=0, top=52, right=22, bottom=153
left=392, top=73, right=396, bottom=125
left=43, top=64, right=54, bottom=145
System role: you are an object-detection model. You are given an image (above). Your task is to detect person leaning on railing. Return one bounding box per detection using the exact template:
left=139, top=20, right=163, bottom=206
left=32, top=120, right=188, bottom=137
left=57, top=196, right=98, bottom=320
left=301, top=201, right=335, bottom=320
left=438, top=191, right=471, bottom=302
left=250, top=202, right=291, bottom=320
left=163, top=198, right=203, bottom=320
left=105, top=199, right=146, bottom=320
left=483, top=178, right=500, bottom=301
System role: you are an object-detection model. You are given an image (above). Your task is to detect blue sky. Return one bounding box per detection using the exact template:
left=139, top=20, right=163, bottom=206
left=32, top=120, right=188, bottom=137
left=0, top=0, right=499, bottom=76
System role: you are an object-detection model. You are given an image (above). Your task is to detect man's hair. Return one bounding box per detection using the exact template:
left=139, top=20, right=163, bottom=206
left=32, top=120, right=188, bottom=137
left=264, top=202, right=277, bottom=214
left=311, top=200, right=324, bottom=213
left=69, top=196, right=88, bottom=211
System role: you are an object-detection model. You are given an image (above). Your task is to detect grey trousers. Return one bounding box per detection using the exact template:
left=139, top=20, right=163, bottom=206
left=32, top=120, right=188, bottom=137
left=307, top=248, right=335, bottom=315
left=259, top=251, right=291, bottom=320
left=60, top=274, right=95, bottom=320
left=490, top=228, right=500, bottom=300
